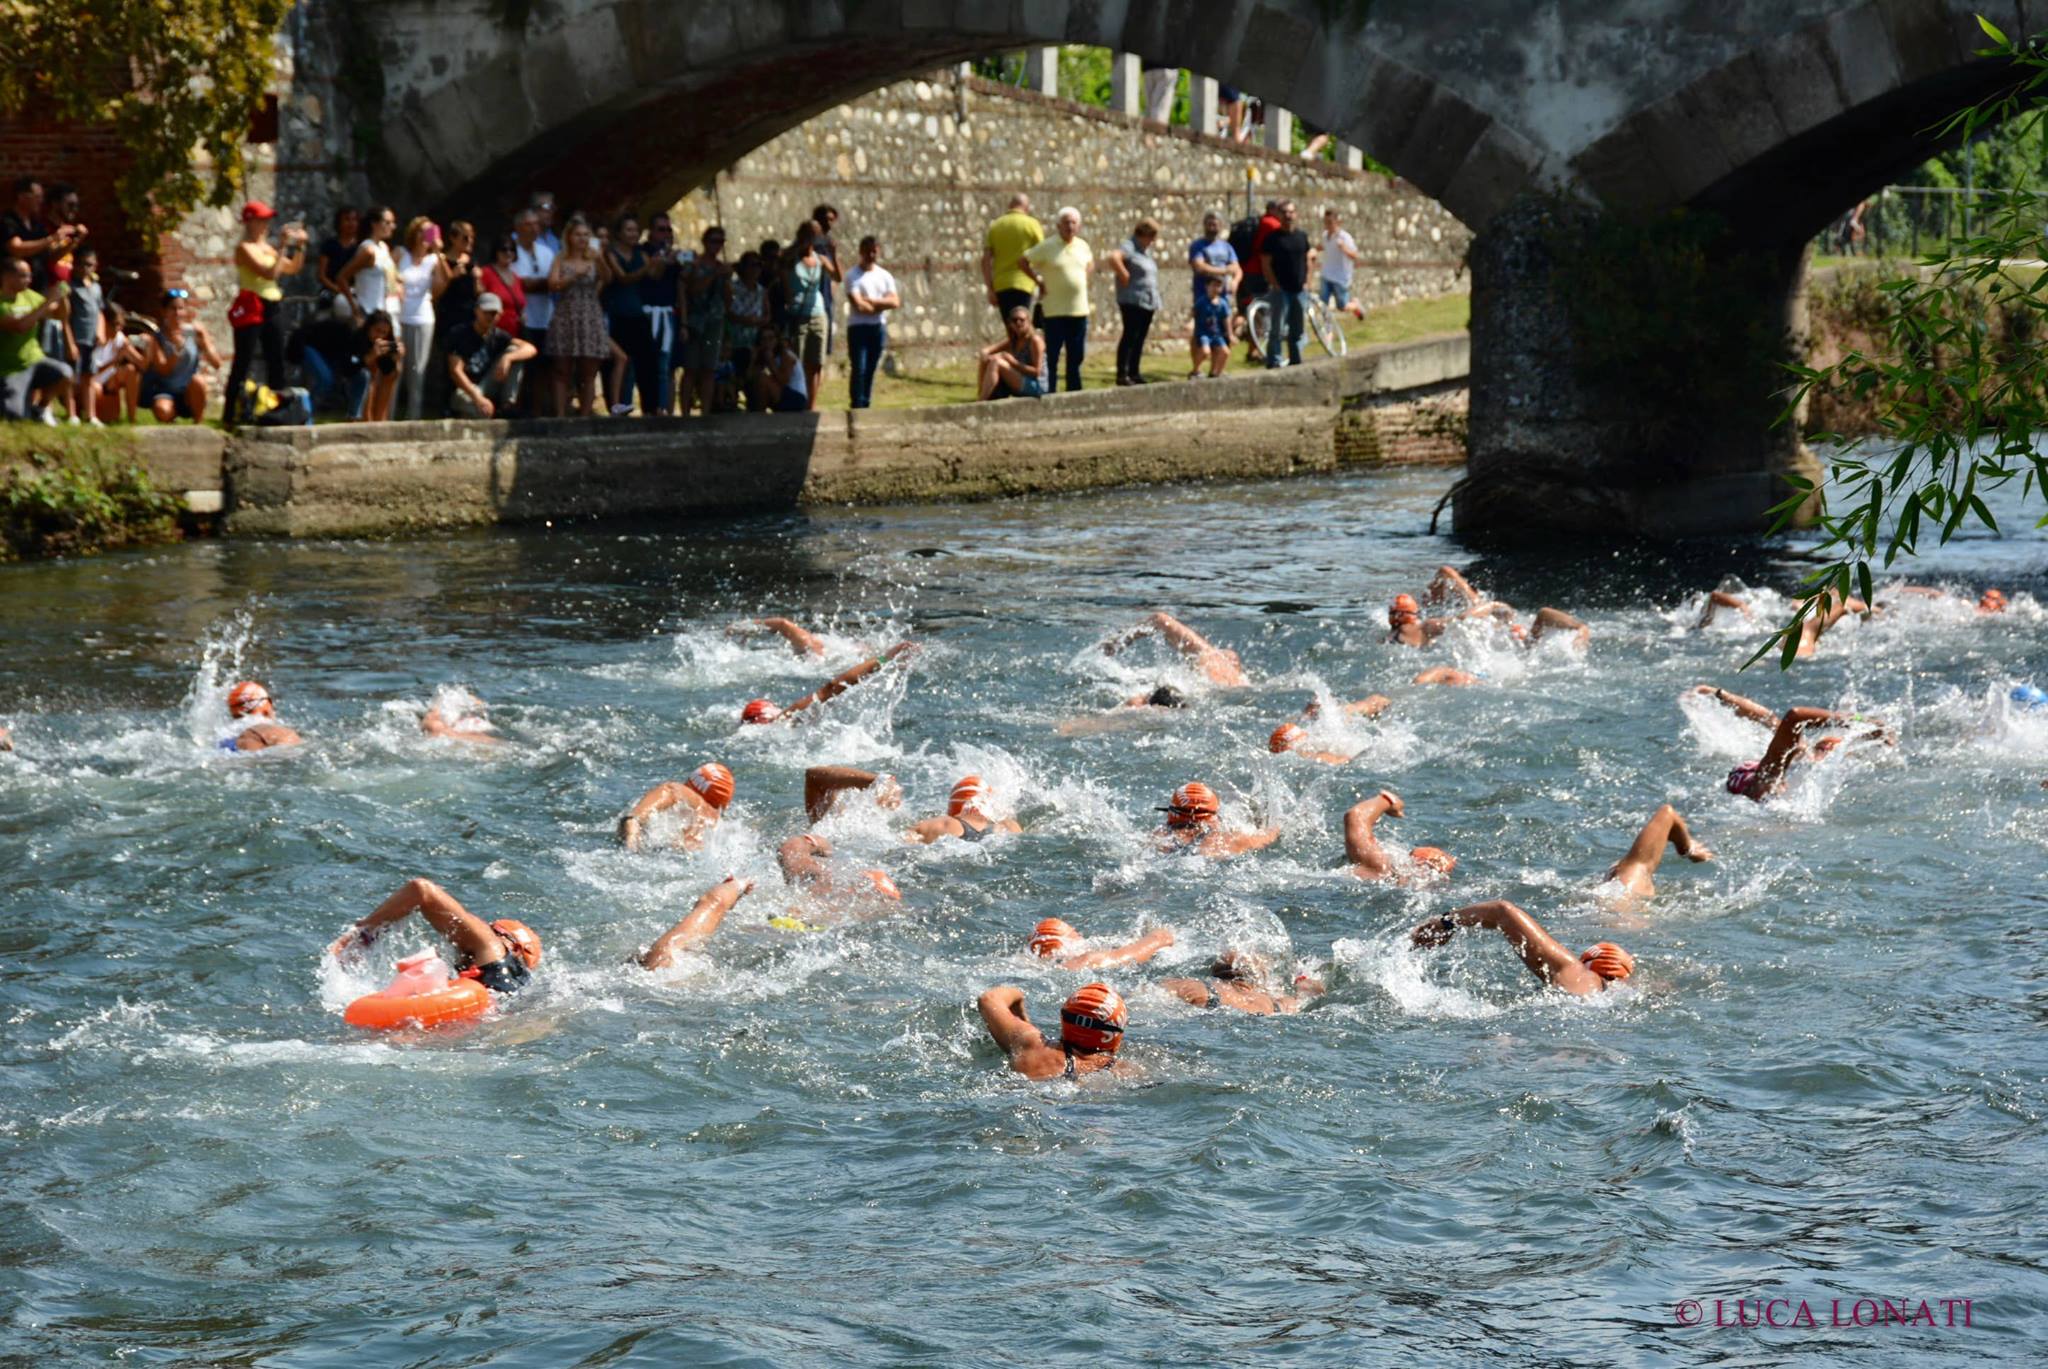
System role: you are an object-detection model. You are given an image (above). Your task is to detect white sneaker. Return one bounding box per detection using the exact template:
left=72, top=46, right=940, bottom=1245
left=610, top=402, right=633, bottom=416
left=88, top=417, right=105, bottom=428
left=38, top=407, right=57, bottom=426
left=66, top=413, right=80, bottom=425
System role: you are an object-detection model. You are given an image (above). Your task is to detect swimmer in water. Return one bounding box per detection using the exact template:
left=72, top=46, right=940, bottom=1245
left=1602, top=804, right=1711, bottom=898
left=637, top=876, right=753, bottom=969
left=1412, top=666, right=1481, bottom=686
left=1423, top=564, right=1485, bottom=607
left=0, top=724, right=11, bottom=751
left=421, top=690, right=505, bottom=746
left=1104, top=611, right=1249, bottom=686
left=1054, top=683, right=1188, bottom=736
left=1343, top=790, right=1456, bottom=882
left=907, top=774, right=1023, bottom=844
left=1301, top=693, right=1391, bottom=719
left=221, top=680, right=302, bottom=752
left=735, top=616, right=827, bottom=656
left=1026, top=917, right=1175, bottom=970
left=1161, top=948, right=1324, bottom=1014
left=803, top=765, right=902, bottom=823
left=1692, top=686, right=1892, bottom=801
left=1268, top=722, right=1353, bottom=766
left=618, top=762, right=735, bottom=851
left=977, top=981, right=1130, bottom=1079
left=1699, top=588, right=1864, bottom=657
left=1410, top=899, right=1632, bottom=997
left=777, top=832, right=902, bottom=912
left=1883, top=584, right=2008, bottom=615
left=329, top=877, right=542, bottom=995
left=740, top=640, right=916, bottom=725
left=1384, top=593, right=1509, bottom=648
left=1154, top=781, right=1279, bottom=859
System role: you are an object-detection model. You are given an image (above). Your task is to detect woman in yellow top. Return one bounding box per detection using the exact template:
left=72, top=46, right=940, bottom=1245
left=1022, top=207, right=1093, bottom=393
left=224, top=201, right=307, bottom=426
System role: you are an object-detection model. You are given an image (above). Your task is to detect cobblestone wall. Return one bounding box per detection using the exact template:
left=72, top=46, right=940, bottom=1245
left=674, top=73, right=1470, bottom=370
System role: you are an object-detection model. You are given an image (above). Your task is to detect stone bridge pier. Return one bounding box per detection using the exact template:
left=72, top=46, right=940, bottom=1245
left=305, top=0, right=2033, bottom=538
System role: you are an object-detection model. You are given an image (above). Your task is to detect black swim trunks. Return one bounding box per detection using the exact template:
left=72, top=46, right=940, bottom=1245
left=468, top=955, right=532, bottom=995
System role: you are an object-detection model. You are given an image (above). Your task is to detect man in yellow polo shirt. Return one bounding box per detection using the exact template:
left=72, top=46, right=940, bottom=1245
left=1022, top=207, right=1094, bottom=393
left=980, top=193, right=1044, bottom=321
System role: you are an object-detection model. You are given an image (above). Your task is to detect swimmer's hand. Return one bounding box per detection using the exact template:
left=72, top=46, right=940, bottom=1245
left=1410, top=914, right=1458, bottom=949
left=722, top=875, right=756, bottom=897
left=1377, top=789, right=1405, bottom=818
left=328, top=925, right=378, bottom=960
left=1684, top=844, right=1714, bottom=864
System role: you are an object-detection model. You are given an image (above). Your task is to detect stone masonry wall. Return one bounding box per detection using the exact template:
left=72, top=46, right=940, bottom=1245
left=673, top=72, right=1470, bottom=371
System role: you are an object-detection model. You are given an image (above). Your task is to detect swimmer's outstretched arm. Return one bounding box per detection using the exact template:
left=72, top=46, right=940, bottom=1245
left=755, top=617, right=827, bottom=657
left=618, top=781, right=688, bottom=850
left=1143, top=612, right=1249, bottom=685
left=422, top=704, right=505, bottom=745
left=1529, top=607, right=1590, bottom=645
left=1344, top=791, right=1401, bottom=879
left=778, top=833, right=832, bottom=888
left=1211, top=825, right=1281, bottom=856
left=1607, top=803, right=1711, bottom=890
left=1426, top=566, right=1482, bottom=606
left=334, top=877, right=500, bottom=965
left=1412, top=667, right=1479, bottom=686
left=1695, top=590, right=1749, bottom=629
left=1694, top=685, right=1779, bottom=729
left=787, top=640, right=916, bottom=716
left=640, top=876, right=753, bottom=969
left=804, top=766, right=899, bottom=823
left=1756, top=706, right=1875, bottom=788
left=1410, top=899, right=1599, bottom=994
left=1060, top=926, right=1174, bottom=971
left=1, top=725, right=14, bottom=751
left=1341, top=694, right=1392, bottom=717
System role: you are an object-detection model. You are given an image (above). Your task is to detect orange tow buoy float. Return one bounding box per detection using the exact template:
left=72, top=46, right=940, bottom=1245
left=344, top=950, right=491, bottom=1030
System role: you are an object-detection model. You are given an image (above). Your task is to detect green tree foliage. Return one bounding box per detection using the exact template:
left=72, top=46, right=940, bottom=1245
left=0, top=0, right=296, bottom=243
left=1775, top=18, right=2048, bottom=667
left=0, top=430, right=184, bottom=561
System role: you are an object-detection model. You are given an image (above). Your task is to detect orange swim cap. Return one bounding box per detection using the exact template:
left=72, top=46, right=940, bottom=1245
left=864, top=869, right=902, bottom=901
left=1579, top=942, right=1635, bottom=982
left=1059, top=982, right=1127, bottom=1053
left=227, top=681, right=273, bottom=719
left=1030, top=917, right=1077, bottom=957
left=490, top=918, right=544, bottom=969
left=1162, top=781, right=1220, bottom=828
left=1409, top=845, right=1456, bottom=875
left=948, top=774, right=986, bottom=817
left=1980, top=588, right=2008, bottom=612
left=1389, top=593, right=1420, bottom=624
left=686, top=762, right=735, bottom=809
left=741, top=698, right=782, bottom=725
left=1269, top=723, right=1305, bottom=754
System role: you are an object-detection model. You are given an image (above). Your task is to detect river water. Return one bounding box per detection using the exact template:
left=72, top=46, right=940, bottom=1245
left=2, top=466, right=2044, bottom=1365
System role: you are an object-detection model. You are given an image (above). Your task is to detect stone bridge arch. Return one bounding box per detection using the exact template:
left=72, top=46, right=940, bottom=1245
left=337, top=0, right=2040, bottom=537
left=367, top=0, right=1537, bottom=233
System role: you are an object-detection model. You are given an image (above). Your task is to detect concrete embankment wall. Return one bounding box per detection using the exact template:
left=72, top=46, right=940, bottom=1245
left=125, top=335, right=1466, bottom=539
left=675, top=71, right=1470, bottom=371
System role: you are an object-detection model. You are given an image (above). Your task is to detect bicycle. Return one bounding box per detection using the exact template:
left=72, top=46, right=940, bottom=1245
left=1243, top=294, right=1349, bottom=366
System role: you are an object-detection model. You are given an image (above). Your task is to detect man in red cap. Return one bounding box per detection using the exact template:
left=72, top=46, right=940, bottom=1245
left=740, top=640, right=915, bottom=725
left=330, top=877, right=541, bottom=996
left=906, top=774, right=1023, bottom=844
left=618, top=763, right=734, bottom=851
left=1154, top=780, right=1278, bottom=858
left=1024, top=917, right=1174, bottom=970
left=221, top=680, right=301, bottom=752
left=978, top=982, right=1130, bottom=1078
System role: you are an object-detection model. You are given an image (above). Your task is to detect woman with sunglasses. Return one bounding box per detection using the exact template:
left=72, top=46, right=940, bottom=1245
left=137, top=288, right=222, bottom=423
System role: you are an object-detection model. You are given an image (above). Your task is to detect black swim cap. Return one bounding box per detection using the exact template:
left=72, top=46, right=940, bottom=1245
left=1147, top=685, right=1187, bottom=708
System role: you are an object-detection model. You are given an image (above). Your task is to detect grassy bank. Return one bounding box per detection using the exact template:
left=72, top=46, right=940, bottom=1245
left=0, top=427, right=186, bottom=562
left=815, top=291, right=1470, bottom=411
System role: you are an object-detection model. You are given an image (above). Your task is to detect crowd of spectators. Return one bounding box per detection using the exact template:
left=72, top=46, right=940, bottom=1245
left=974, top=191, right=1368, bottom=395
left=4, top=171, right=1372, bottom=425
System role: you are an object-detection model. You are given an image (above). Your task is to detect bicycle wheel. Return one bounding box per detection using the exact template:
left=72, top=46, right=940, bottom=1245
left=1244, top=298, right=1271, bottom=359
left=1308, top=298, right=1348, bottom=358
